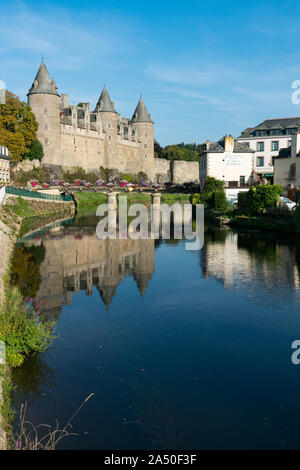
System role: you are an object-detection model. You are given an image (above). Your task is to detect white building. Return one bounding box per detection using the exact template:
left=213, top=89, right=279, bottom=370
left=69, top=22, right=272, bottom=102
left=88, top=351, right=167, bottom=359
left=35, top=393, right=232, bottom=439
left=237, top=118, right=300, bottom=183
left=0, top=145, right=10, bottom=183
left=274, top=132, right=300, bottom=188
left=200, top=135, right=254, bottom=189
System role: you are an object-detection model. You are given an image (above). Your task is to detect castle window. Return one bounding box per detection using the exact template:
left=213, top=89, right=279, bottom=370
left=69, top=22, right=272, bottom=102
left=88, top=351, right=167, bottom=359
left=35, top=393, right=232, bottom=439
left=144, top=155, right=147, bottom=159
left=44, top=108, right=47, bottom=113
left=45, top=124, right=48, bottom=130
left=144, top=144, right=147, bottom=148
left=108, top=123, right=111, bottom=129
left=145, top=133, right=148, bottom=137
left=45, top=138, right=48, bottom=144
left=109, top=135, right=111, bottom=140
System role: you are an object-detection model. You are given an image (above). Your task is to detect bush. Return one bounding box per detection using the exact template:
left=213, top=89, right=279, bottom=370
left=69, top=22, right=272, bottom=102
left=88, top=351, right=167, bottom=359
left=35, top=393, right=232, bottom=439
left=12, top=167, right=50, bottom=185
left=0, top=286, right=55, bottom=367
left=99, top=167, right=113, bottom=182
left=190, top=191, right=213, bottom=207
left=238, top=184, right=283, bottom=215
left=212, top=190, right=227, bottom=210
left=120, top=173, right=133, bottom=183
left=63, top=168, right=99, bottom=184
left=203, top=176, right=224, bottom=193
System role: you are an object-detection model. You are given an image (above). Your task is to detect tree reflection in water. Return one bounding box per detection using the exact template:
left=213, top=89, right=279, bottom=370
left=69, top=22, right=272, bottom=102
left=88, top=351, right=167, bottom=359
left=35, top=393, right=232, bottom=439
left=12, top=353, right=55, bottom=405
left=10, top=244, right=46, bottom=298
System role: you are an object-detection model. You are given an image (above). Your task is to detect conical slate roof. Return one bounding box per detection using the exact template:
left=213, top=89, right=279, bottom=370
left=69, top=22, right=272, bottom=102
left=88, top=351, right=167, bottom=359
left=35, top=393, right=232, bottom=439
left=131, top=97, right=153, bottom=123
left=28, top=59, right=59, bottom=96
left=97, top=284, right=118, bottom=310
left=134, top=272, right=152, bottom=297
left=94, top=86, right=117, bottom=113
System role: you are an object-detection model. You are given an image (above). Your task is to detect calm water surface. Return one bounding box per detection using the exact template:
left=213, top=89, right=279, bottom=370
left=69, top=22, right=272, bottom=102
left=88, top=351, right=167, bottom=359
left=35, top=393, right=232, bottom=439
left=10, top=215, right=300, bottom=449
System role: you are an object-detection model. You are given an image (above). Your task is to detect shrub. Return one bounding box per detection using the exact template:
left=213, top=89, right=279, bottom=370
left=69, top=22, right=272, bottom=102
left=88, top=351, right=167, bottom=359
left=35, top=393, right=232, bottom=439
left=190, top=191, right=213, bottom=207
left=238, top=184, right=283, bottom=215
left=120, top=173, right=133, bottom=183
left=99, top=167, right=113, bottom=182
left=12, top=167, right=50, bottom=185
left=203, top=176, right=224, bottom=193
left=63, top=168, right=99, bottom=183
left=0, top=286, right=55, bottom=367
left=212, top=190, right=227, bottom=210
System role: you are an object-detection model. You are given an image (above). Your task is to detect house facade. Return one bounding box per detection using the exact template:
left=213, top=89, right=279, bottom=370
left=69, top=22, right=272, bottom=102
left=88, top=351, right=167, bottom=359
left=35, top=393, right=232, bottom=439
left=200, top=135, right=254, bottom=189
left=274, top=132, right=300, bottom=188
left=237, top=118, right=300, bottom=183
left=0, top=145, right=10, bottom=183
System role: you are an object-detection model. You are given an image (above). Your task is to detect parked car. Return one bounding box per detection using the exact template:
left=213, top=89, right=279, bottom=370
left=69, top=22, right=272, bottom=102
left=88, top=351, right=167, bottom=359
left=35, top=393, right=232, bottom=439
left=280, top=196, right=296, bottom=211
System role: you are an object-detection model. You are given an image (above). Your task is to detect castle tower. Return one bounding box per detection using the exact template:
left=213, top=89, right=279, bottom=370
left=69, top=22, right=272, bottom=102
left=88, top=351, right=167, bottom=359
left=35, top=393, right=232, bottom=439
left=133, top=239, right=155, bottom=296
left=27, top=59, right=61, bottom=165
left=131, top=97, right=155, bottom=179
left=94, top=86, right=119, bottom=169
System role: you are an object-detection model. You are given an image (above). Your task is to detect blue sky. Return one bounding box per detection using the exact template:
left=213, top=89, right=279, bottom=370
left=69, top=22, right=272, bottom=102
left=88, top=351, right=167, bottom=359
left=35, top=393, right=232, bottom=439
left=1, top=0, right=300, bottom=146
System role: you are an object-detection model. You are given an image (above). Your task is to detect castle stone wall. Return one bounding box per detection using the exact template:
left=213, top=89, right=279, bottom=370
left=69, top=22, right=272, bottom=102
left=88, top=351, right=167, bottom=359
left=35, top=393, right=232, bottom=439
left=171, top=160, right=200, bottom=184
left=154, top=158, right=171, bottom=183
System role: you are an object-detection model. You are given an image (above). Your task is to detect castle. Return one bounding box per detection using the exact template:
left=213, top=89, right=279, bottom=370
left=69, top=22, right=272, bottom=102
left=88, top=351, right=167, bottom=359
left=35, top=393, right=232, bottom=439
left=28, top=60, right=156, bottom=180
left=27, top=60, right=200, bottom=184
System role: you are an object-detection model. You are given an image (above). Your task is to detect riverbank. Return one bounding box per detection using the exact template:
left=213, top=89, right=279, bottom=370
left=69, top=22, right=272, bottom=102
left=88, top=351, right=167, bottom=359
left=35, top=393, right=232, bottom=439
left=0, top=196, right=75, bottom=450
left=205, top=208, right=300, bottom=234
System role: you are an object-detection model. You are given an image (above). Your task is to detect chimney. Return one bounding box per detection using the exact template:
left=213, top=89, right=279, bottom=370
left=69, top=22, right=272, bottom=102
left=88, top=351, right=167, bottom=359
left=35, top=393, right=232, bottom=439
left=291, top=131, right=300, bottom=157
left=206, top=140, right=210, bottom=151
left=224, top=135, right=234, bottom=153
left=82, top=103, right=90, bottom=114
left=61, top=94, right=69, bottom=108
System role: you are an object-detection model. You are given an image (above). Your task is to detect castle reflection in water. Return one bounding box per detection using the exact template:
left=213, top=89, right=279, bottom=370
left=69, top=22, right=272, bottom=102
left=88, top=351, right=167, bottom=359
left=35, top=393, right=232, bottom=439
left=20, top=222, right=300, bottom=322
left=23, top=230, right=155, bottom=321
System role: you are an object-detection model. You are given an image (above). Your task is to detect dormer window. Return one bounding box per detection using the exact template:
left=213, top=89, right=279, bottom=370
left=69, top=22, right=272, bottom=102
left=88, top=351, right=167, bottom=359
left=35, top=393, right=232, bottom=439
left=255, top=130, right=268, bottom=137
left=286, top=128, right=297, bottom=135
left=270, top=129, right=281, bottom=136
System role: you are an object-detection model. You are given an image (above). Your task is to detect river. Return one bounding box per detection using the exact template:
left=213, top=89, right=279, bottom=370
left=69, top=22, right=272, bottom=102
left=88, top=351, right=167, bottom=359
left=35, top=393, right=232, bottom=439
left=9, top=211, right=300, bottom=449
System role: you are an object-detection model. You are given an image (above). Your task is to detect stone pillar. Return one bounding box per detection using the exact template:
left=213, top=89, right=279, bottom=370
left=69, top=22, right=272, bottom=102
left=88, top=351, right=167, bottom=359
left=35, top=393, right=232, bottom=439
left=151, top=192, right=161, bottom=207
left=107, top=192, right=117, bottom=237
left=107, top=192, right=117, bottom=210
left=151, top=193, right=161, bottom=239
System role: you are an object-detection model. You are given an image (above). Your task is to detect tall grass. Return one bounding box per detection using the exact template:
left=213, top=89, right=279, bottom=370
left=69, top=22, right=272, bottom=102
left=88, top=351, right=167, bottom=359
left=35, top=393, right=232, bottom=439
left=13, top=394, right=95, bottom=450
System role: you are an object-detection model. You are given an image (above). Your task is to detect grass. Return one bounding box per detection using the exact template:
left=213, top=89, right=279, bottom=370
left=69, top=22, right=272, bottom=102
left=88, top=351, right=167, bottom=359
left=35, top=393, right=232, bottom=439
left=12, top=393, right=95, bottom=450
left=74, top=191, right=107, bottom=208
left=161, top=193, right=191, bottom=204
left=74, top=191, right=191, bottom=208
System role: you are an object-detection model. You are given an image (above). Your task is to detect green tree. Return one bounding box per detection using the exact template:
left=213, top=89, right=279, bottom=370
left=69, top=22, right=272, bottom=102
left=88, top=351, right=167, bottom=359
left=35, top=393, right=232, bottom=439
left=23, top=139, right=44, bottom=161
left=160, top=145, right=185, bottom=161
left=154, top=140, right=163, bottom=157
left=238, top=184, right=283, bottom=214
left=0, top=91, right=38, bottom=164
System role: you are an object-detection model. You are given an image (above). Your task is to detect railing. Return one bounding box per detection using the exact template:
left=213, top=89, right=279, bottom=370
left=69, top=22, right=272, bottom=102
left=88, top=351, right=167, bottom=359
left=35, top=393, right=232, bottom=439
left=5, top=186, right=74, bottom=202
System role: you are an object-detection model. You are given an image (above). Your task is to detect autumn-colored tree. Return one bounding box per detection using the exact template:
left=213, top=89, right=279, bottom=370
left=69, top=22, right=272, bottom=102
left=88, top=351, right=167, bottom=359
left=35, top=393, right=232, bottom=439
left=0, top=91, right=38, bottom=164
